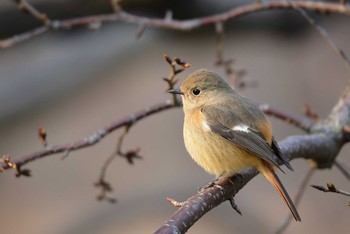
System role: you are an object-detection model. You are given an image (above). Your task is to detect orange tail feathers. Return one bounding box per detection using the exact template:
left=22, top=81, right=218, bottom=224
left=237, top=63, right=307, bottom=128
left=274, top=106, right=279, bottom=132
left=260, top=164, right=301, bottom=222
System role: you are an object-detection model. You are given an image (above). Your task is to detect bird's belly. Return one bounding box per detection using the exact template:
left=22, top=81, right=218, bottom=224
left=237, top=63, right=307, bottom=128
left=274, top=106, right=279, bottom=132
left=184, top=126, right=259, bottom=177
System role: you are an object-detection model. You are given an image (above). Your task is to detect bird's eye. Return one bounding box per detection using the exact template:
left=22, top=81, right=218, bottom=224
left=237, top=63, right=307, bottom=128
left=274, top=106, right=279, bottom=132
left=192, top=88, right=201, bottom=96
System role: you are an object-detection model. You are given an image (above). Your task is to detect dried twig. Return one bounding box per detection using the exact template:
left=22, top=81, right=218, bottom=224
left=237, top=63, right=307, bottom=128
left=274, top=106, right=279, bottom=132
left=110, top=0, right=122, bottom=13
left=13, top=0, right=50, bottom=24
left=37, top=125, right=48, bottom=147
left=215, top=22, right=248, bottom=88
left=155, top=71, right=350, bottom=233
left=2, top=1, right=350, bottom=48
left=303, top=103, right=319, bottom=122
left=116, top=125, right=142, bottom=164
left=167, top=197, right=185, bottom=207
left=311, top=182, right=350, bottom=197
left=228, top=196, right=242, bottom=216
left=258, top=102, right=314, bottom=132
left=334, top=159, right=350, bottom=182
left=276, top=166, right=316, bottom=234
left=0, top=101, right=177, bottom=172
left=163, top=54, right=191, bottom=105
left=95, top=124, right=141, bottom=203
left=287, top=0, right=350, bottom=72
left=0, top=101, right=314, bottom=173
left=0, top=155, right=31, bottom=177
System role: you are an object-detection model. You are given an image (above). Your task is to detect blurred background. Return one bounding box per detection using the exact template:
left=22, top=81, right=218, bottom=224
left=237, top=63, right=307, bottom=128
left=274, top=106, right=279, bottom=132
left=0, top=1, right=350, bottom=233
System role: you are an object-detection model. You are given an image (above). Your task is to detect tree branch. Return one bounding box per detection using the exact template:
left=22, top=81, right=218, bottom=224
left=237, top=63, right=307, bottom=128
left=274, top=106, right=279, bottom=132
left=276, top=166, right=316, bottom=234
left=154, top=81, right=350, bottom=233
left=258, top=102, right=313, bottom=132
left=155, top=134, right=339, bottom=234
left=334, top=159, right=350, bottom=182
left=2, top=1, right=350, bottom=48
left=0, top=98, right=311, bottom=173
left=0, top=101, right=177, bottom=171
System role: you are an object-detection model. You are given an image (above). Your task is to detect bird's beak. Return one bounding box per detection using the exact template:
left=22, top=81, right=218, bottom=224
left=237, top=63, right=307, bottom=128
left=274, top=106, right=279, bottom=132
left=168, top=88, right=184, bottom=95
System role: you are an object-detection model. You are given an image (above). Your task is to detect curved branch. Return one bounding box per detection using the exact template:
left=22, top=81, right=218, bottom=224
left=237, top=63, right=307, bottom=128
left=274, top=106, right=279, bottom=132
left=0, top=100, right=177, bottom=170
left=155, top=81, right=350, bottom=233
left=0, top=99, right=308, bottom=172
left=258, top=102, right=313, bottom=132
left=155, top=134, right=339, bottom=234
left=2, top=1, right=350, bottom=48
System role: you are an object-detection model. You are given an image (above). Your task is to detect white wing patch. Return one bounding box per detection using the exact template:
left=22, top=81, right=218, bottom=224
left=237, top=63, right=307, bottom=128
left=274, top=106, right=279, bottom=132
left=232, top=124, right=250, bottom=133
left=202, top=121, right=211, bottom=132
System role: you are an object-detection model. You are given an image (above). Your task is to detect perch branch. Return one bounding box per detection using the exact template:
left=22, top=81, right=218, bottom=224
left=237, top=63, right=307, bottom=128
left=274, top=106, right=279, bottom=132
left=0, top=98, right=315, bottom=173
left=155, top=134, right=340, bottom=234
left=154, top=80, right=350, bottom=233
left=0, top=100, right=310, bottom=173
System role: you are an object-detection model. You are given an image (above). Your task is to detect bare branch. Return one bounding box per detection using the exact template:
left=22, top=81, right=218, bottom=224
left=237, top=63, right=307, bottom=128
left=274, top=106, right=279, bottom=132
left=258, top=103, right=314, bottom=132
left=214, top=22, right=248, bottom=89
left=0, top=26, right=49, bottom=48
left=276, top=166, right=316, bottom=234
left=163, top=54, right=191, bottom=105
left=2, top=1, right=350, bottom=48
left=334, top=159, right=350, bottom=182
left=0, top=98, right=315, bottom=174
left=0, top=101, right=177, bottom=172
left=155, top=134, right=340, bottom=234
left=287, top=0, right=350, bottom=72
left=37, top=125, right=48, bottom=147
left=311, top=182, right=350, bottom=197
left=303, top=103, right=319, bottom=122
left=13, top=0, right=50, bottom=24
left=155, top=77, right=350, bottom=233
left=166, top=197, right=185, bottom=207
left=94, top=125, right=139, bottom=203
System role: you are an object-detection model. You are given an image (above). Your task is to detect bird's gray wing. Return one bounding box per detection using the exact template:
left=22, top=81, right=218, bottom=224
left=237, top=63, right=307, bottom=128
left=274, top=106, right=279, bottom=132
left=202, top=107, right=292, bottom=172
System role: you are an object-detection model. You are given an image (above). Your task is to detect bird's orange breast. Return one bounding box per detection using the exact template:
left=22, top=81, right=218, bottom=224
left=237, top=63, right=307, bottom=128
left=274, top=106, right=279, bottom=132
left=183, top=109, right=263, bottom=176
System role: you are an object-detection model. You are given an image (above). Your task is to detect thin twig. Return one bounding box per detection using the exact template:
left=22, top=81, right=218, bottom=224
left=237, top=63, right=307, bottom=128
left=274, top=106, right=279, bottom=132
left=155, top=133, right=341, bottom=233
left=215, top=21, right=225, bottom=66
left=258, top=102, right=314, bottom=132
left=167, top=197, right=185, bottom=207
left=276, top=166, right=316, bottom=234
left=0, top=99, right=313, bottom=173
left=303, top=103, right=319, bottom=122
left=0, top=101, right=177, bottom=172
left=95, top=125, right=135, bottom=203
left=156, top=81, right=350, bottom=233
left=2, top=1, right=350, bottom=48
left=334, top=159, right=350, bottom=182
left=110, top=0, right=122, bottom=13
left=163, top=54, right=191, bottom=105
left=215, top=22, right=248, bottom=89
left=13, top=0, right=50, bottom=24
left=0, top=26, right=49, bottom=48
left=287, top=0, right=350, bottom=72
left=37, top=125, right=48, bottom=147
left=311, top=182, right=350, bottom=197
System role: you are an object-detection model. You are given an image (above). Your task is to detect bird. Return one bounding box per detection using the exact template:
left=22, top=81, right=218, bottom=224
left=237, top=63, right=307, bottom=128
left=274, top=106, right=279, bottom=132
left=169, top=69, right=301, bottom=221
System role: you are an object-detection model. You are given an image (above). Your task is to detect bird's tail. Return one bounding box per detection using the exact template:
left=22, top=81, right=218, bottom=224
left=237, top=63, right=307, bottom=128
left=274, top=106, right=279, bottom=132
left=260, top=164, right=301, bottom=222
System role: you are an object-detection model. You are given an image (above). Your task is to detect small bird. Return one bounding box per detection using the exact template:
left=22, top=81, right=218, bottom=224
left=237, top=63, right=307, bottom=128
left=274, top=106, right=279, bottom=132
left=169, top=69, right=301, bottom=221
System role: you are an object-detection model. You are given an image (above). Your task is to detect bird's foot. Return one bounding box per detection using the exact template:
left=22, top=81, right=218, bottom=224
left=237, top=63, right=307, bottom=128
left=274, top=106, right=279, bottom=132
left=198, top=176, right=224, bottom=192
